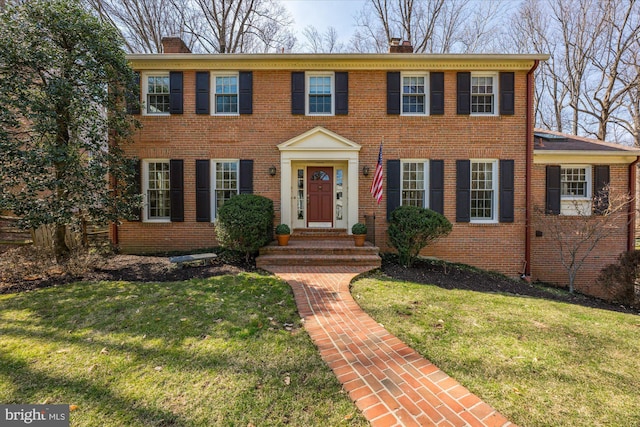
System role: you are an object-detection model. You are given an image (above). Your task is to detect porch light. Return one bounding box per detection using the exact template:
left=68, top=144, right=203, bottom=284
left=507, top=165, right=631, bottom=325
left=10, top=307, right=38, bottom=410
left=362, top=166, right=370, bottom=176
left=268, top=165, right=277, bottom=176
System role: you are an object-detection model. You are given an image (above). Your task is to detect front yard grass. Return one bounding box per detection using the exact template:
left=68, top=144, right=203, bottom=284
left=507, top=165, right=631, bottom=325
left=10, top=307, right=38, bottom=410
left=0, top=273, right=366, bottom=426
left=352, top=275, right=640, bottom=427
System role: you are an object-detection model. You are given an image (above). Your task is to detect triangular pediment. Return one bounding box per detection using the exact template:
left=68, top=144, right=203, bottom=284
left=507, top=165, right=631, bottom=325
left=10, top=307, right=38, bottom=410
left=278, top=127, right=361, bottom=152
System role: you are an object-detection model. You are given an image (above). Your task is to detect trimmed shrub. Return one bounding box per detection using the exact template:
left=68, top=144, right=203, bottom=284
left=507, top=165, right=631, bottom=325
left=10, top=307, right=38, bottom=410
left=216, top=194, right=274, bottom=261
left=388, top=205, right=452, bottom=267
left=351, top=222, right=367, bottom=235
left=275, top=224, right=290, bottom=235
left=596, top=250, right=640, bottom=307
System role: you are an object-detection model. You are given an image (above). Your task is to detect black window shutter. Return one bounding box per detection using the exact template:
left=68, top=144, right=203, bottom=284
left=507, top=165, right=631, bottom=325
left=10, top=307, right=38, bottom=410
left=239, top=159, right=254, bottom=194
left=335, top=72, right=348, bottom=115
left=499, top=160, right=514, bottom=222
left=500, top=72, right=515, bottom=115
left=387, top=159, right=401, bottom=220
left=196, top=160, right=211, bottom=222
left=291, top=72, right=305, bottom=115
left=127, top=71, right=141, bottom=115
left=133, top=159, right=142, bottom=221
left=546, top=165, right=561, bottom=215
left=429, top=160, right=444, bottom=214
left=387, top=72, right=401, bottom=115
left=169, top=71, right=183, bottom=114
left=456, top=160, right=471, bottom=222
left=457, top=72, right=471, bottom=115
left=169, top=159, right=184, bottom=222
left=593, top=165, right=610, bottom=215
left=239, top=71, right=253, bottom=115
left=430, top=72, right=445, bottom=115
left=195, top=71, right=210, bottom=114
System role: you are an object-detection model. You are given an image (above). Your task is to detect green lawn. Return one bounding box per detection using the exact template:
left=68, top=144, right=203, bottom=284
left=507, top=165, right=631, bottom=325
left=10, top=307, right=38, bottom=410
left=352, top=274, right=640, bottom=427
left=0, top=273, right=366, bottom=426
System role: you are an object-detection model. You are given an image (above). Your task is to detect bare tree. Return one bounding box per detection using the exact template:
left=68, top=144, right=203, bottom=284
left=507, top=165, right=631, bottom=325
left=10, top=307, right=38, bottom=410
left=85, top=0, right=194, bottom=53
left=178, top=0, right=294, bottom=53
left=302, top=25, right=344, bottom=53
left=535, top=187, right=634, bottom=294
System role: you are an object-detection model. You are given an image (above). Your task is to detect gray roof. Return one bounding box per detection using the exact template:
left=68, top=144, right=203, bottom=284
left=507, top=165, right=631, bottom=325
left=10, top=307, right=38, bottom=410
left=534, top=129, right=639, bottom=153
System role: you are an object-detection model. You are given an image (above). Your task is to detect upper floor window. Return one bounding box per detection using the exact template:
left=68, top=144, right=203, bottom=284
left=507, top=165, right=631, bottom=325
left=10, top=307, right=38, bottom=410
left=144, top=73, right=170, bottom=115
left=143, top=160, right=171, bottom=221
left=470, top=160, right=498, bottom=222
left=402, top=74, right=428, bottom=115
left=401, top=160, right=429, bottom=207
left=214, top=73, right=238, bottom=115
left=471, top=73, right=497, bottom=115
left=307, top=73, right=334, bottom=115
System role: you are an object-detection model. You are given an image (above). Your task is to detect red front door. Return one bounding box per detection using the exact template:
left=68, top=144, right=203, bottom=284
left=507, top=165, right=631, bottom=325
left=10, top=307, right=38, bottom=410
left=307, top=167, right=333, bottom=226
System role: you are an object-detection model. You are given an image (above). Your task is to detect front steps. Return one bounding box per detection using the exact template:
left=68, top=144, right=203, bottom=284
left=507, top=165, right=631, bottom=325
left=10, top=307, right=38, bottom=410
left=256, top=228, right=381, bottom=269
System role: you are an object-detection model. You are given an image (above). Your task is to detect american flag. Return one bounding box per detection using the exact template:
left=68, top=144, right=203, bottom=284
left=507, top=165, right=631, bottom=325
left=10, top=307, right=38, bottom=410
left=370, top=141, right=383, bottom=204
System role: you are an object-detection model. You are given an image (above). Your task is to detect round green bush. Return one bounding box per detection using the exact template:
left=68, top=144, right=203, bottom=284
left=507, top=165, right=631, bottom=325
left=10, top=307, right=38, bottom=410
left=388, top=205, right=452, bottom=267
left=275, top=223, right=290, bottom=235
left=351, top=222, right=367, bottom=235
left=215, top=194, right=274, bottom=261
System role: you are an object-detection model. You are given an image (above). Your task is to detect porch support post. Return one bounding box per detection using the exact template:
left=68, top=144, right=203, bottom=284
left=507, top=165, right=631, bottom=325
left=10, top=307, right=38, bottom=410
left=347, top=158, right=359, bottom=234
left=280, top=159, right=292, bottom=226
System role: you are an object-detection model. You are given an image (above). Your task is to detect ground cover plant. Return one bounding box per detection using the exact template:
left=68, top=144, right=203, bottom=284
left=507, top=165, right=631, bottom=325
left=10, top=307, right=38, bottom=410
left=352, top=264, right=640, bottom=427
left=0, top=273, right=366, bottom=426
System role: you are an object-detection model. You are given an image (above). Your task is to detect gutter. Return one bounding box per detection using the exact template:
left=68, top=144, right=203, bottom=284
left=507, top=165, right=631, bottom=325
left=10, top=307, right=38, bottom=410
left=628, top=157, right=639, bottom=251
left=524, top=60, right=540, bottom=278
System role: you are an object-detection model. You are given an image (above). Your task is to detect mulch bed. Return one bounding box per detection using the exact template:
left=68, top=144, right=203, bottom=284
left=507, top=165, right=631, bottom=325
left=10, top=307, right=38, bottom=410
left=1, top=247, right=637, bottom=315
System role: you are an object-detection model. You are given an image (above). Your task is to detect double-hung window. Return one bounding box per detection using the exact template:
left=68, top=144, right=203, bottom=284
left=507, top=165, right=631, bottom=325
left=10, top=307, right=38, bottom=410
left=471, top=73, right=497, bottom=115
left=560, top=165, right=592, bottom=215
left=143, top=160, right=171, bottom=221
left=212, top=160, right=239, bottom=219
left=144, top=73, right=170, bottom=115
left=470, top=160, right=497, bottom=222
left=401, top=161, right=429, bottom=207
left=307, top=73, right=334, bottom=115
left=214, top=73, right=239, bottom=115
left=402, top=74, right=428, bottom=115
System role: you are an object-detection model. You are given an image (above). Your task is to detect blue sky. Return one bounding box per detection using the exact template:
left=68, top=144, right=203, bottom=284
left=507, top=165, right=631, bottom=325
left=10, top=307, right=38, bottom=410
left=282, top=0, right=367, bottom=44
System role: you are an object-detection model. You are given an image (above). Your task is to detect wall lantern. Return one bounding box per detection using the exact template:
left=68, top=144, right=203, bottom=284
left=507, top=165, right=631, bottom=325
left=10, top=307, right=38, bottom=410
left=362, top=166, right=370, bottom=176
left=268, top=165, right=277, bottom=176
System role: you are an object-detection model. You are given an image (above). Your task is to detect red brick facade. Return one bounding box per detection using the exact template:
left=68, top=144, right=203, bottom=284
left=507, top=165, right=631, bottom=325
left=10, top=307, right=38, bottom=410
left=115, top=50, right=639, bottom=298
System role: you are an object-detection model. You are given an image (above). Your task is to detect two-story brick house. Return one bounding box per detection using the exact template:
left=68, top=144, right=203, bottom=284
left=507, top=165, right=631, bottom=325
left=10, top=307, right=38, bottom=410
left=114, top=38, right=638, bottom=297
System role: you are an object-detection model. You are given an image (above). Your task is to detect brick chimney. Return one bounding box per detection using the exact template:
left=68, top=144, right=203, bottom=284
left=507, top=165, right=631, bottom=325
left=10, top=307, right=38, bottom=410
left=161, top=37, right=191, bottom=54
left=389, top=38, right=413, bottom=53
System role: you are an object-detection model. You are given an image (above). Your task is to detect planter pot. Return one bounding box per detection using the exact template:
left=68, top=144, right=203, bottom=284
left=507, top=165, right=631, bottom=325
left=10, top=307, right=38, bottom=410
left=353, top=234, right=366, bottom=247
left=276, top=234, right=290, bottom=246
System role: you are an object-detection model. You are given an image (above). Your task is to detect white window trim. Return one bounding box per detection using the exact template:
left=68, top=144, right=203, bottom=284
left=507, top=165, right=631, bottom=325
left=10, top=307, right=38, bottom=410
left=470, top=72, right=498, bottom=117
left=141, top=71, right=170, bottom=117
left=210, top=159, right=240, bottom=222
left=560, top=165, right=592, bottom=216
left=211, top=72, right=240, bottom=116
left=400, top=159, right=430, bottom=208
left=142, top=159, right=171, bottom=223
left=306, top=72, right=335, bottom=116
left=401, top=72, right=430, bottom=116
left=470, top=159, right=498, bottom=224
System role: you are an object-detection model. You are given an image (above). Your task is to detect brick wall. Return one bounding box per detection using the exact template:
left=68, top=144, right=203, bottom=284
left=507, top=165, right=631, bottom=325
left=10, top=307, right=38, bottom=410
left=530, top=163, right=631, bottom=298
left=117, top=67, right=531, bottom=278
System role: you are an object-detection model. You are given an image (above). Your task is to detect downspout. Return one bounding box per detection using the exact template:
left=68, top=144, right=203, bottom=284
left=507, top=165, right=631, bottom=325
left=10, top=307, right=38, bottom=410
left=628, top=157, right=639, bottom=251
left=524, top=60, right=539, bottom=277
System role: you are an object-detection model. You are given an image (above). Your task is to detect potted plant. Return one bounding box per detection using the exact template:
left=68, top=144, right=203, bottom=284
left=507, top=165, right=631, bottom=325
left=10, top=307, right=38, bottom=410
left=351, top=222, right=367, bottom=247
left=275, top=223, right=291, bottom=246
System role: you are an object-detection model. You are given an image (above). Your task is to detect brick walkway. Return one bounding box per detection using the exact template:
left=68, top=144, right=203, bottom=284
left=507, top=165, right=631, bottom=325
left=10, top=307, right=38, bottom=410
left=263, top=265, right=515, bottom=427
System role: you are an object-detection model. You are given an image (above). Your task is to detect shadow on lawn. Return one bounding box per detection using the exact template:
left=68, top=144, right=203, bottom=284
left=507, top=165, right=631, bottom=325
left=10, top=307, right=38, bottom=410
left=379, top=254, right=639, bottom=315
left=0, top=275, right=330, bottom=425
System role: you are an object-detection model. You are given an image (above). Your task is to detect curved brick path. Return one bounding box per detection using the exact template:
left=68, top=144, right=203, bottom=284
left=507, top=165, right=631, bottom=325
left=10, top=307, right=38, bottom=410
left=263, top=265, right=515, bottom=427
